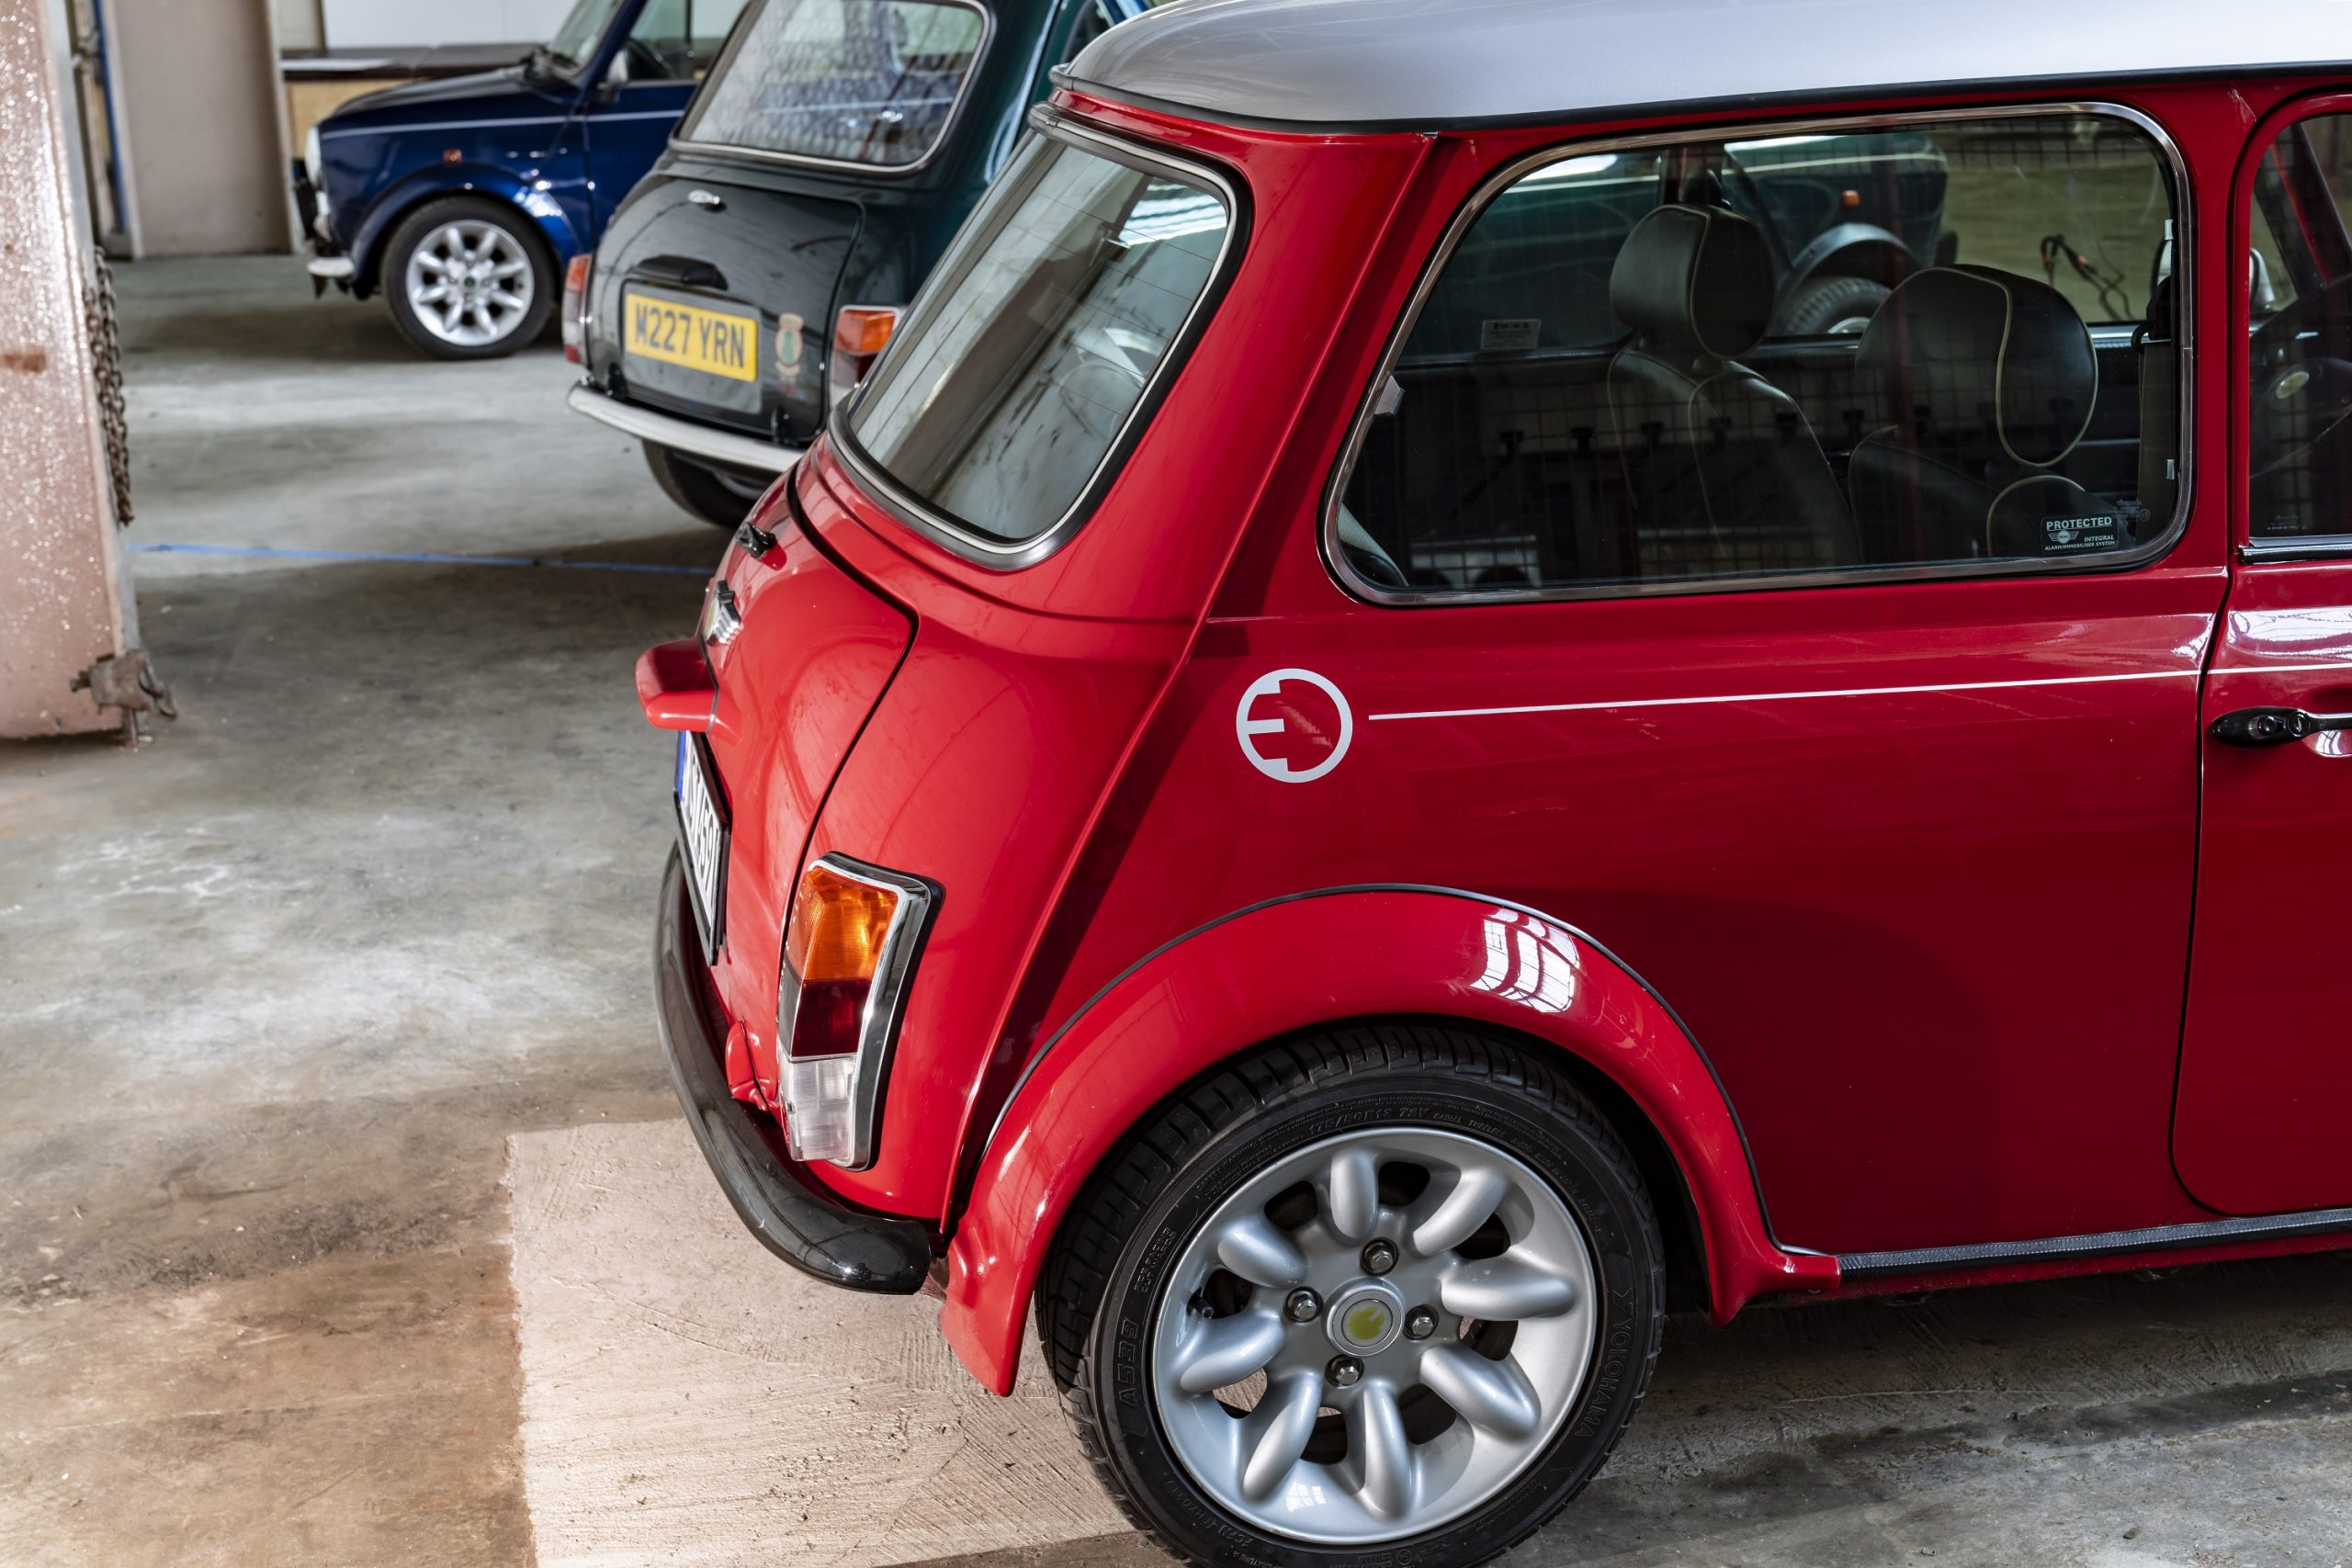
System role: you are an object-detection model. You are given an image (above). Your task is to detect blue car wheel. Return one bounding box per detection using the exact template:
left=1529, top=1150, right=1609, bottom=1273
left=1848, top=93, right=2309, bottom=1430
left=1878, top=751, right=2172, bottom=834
left=381, top=196, right=558, bottom=361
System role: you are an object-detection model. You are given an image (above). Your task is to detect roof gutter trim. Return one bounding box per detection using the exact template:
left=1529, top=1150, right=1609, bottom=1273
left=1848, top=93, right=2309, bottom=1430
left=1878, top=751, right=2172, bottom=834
left=1056, top=56, right=2351, bottom=137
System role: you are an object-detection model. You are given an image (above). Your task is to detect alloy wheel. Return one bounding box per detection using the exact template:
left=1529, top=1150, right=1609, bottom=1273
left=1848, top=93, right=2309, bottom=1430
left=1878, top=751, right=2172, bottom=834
left=402, top=220, right=537, bottom=349
left=1149, top=1126, right=1598, bottom=1544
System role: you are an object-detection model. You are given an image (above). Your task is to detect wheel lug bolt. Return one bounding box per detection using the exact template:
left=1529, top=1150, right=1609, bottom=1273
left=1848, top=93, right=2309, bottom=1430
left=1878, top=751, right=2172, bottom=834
left=1362, top=1239, right=1398, bottom=1276
left=1404, top=1306, right=1438, bottom=1340
left=1284, top=1287, right=1321, bottom=1323
left=1327, top=1356, right=1363, bottom=1388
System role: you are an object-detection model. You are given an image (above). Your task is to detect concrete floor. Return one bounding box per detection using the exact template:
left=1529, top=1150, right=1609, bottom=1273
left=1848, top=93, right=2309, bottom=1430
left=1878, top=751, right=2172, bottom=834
left=6, top=257, right=2352, bottom=1567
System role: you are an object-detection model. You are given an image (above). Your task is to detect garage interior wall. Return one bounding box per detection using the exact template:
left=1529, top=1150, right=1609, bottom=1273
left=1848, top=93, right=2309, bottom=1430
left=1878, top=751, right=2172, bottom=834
left=319, top=0, right=571, bottom=48
left=106, top=0, right=288, bottom=255
left=0, top=0, right=134, bottom=738
left=272, top=0, right=320, bottom=50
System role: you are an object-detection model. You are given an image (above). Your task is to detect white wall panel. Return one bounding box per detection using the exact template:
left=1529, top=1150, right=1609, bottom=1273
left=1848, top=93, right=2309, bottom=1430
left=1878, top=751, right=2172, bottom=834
left=322, top=0, right=574, bottom=48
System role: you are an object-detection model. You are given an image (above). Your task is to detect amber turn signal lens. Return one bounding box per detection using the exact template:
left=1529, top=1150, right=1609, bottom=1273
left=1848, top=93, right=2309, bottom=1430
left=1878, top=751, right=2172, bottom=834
left=832, top=306, right=899, bottom=357
left=786, top=862, right=900, bottom=987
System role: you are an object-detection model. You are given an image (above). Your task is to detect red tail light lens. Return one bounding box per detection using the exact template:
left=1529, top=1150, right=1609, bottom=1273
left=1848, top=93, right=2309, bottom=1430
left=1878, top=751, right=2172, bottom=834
left=826, top=305, right=900, bottom=412
left=561, top=254, right=593, bottom=364
left=775, top=855, right=936, bottom=1168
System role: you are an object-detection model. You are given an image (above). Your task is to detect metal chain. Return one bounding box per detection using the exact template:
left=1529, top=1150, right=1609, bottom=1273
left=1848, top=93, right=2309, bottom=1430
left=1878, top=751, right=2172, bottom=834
left=84, top=249, right=131, bottom=525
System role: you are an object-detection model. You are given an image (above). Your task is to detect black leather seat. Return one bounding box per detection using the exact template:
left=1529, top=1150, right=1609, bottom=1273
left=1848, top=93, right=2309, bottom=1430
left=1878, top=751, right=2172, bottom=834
left=1848, top=266, right=2127, bottom=563
left=1604, top=203, right=1858, bottom=578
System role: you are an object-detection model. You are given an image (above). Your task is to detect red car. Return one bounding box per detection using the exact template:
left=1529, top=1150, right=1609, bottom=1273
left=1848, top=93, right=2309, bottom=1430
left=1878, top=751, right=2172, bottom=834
left=637, top=3, right=2352, bottom=1561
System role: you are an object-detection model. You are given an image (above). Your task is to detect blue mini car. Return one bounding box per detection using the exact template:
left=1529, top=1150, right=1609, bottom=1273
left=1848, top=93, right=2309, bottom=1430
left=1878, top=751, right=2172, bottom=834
left=293, top=0, right=752, bottom=358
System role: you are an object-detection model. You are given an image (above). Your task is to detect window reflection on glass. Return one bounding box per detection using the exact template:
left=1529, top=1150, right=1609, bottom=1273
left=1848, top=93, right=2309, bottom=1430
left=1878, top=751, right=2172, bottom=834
left=1473, top=911, right=1577, bottom=1015
left=2248, top=114, right=2352, bottom=540
left=844, top=134, right=1230, bottom=544
left=1340, top=112, right=2183, bottom=599
left=682, top=0, right=985, bottom=165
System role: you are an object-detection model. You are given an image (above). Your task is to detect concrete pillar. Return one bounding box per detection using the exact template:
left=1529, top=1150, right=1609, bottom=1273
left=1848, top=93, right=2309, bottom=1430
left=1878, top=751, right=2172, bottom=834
left=106, top=0, right=290, bottom=254
left=0, top=0, right=144, bottom=739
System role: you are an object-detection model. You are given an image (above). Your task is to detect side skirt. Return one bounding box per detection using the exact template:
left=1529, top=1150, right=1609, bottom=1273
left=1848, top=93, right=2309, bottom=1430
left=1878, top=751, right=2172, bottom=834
left=1839, top=1205, right=2352, bottom=1280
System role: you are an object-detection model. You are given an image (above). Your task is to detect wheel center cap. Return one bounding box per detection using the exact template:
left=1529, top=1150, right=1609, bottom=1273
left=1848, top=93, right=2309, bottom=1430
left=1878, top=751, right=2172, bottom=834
left=1326, top=1280, right=1406, bottom=1355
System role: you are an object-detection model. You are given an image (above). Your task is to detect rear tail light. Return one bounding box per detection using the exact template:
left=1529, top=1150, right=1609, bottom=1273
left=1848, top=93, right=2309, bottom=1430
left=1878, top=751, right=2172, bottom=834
left=562, top=254, right=593, bottom=364
left=776, top=854, right=936, bottom=1168
left=826, top=305, right=900, bottom=412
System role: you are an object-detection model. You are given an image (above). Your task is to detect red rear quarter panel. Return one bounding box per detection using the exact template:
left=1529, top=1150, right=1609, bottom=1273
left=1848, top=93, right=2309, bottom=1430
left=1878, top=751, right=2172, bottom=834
left=763, top=81, right=2302, bottom=1393
left=699, top=470, right=912, bottom=1102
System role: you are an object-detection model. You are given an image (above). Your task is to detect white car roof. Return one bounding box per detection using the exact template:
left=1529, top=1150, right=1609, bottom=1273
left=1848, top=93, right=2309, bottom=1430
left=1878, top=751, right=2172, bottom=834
left=1063, top=0, right=2352, bottom=130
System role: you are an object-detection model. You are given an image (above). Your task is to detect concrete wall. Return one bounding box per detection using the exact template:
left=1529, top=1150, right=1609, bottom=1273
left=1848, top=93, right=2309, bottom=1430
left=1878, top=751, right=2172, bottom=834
left=0, top=0, right=130, bottom=737
left=107, top=0, right=288, bottom=255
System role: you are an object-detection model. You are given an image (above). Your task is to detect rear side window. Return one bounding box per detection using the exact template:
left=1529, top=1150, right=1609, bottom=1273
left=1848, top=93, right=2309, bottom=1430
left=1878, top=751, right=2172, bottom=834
left=1335, top=109, right=2185, bottom=600
left=679, top=0, right=987, bottom=167
left=839, top=126, right=1236, bottom=555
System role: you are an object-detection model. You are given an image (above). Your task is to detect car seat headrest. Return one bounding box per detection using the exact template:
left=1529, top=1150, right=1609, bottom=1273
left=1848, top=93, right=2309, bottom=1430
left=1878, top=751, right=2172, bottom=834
left=1609, top=204, right=1777, bottom=361
left=1856, top=265, right=2099, bottom=468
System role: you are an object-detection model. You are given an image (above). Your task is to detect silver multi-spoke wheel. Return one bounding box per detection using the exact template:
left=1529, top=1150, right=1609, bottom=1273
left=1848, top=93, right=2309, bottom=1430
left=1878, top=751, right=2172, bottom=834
left=402, top=219, right=537, bottom=348
left=1149, top=1126, right=1598, bottom=1545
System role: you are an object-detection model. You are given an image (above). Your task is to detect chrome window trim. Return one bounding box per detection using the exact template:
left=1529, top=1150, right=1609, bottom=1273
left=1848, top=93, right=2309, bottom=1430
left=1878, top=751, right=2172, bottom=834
left=670, top=0, right=995, bottom=178
left=1321, top=101, right=2197, bottom=608
left=829, top=104, right=1247, bottom=570
left=778, top=852, right=941, bottom=1170
left=2241, top=537, right=2352, bottom=562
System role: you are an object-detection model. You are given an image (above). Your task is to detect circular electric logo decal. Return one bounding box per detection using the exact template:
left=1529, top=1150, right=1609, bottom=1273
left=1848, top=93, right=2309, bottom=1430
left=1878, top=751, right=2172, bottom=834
left=1236, top=668, right=1353, bottom=784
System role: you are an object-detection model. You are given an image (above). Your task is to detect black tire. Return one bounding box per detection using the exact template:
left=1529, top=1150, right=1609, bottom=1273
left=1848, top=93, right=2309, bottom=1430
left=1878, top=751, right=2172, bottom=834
left=1043, top=1024, right=1665, bottom=1568
left=643, top=442, right=774, bottom=529
left=1778, top=273, right=1890, bottom=336
left=380, top=197, right=556, bottom=361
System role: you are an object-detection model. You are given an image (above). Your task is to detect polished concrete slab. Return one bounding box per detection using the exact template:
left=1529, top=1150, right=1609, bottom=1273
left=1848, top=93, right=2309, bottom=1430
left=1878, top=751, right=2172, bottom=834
left=509, top=1118, right=1125, bottom=1568
left=6, top=256, right=2352, bottom=1568
left=0, top=258, right=706, bottom=1565
left=515, top=1121, right=2352, bottom=1568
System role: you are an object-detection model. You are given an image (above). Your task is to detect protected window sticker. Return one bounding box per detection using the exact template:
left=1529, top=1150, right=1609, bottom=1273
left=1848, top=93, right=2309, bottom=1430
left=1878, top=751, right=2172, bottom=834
left=2042, top=514, right=2123, bottom=554
left=1479, top=318, right=1541, bottom=352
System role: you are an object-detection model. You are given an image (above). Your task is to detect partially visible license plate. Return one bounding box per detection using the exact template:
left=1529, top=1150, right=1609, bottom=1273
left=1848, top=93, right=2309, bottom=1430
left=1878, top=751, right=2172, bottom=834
left=626, top=291, right=759, bottom=382
left=674, top=732, right=729, bottom=959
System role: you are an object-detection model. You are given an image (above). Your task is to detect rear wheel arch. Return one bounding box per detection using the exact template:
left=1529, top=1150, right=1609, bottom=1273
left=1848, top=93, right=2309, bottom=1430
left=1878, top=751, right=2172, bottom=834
left=1034, top=1012, right=1711, bottom=1394
left=939, top=886, right=1827, bottom=1395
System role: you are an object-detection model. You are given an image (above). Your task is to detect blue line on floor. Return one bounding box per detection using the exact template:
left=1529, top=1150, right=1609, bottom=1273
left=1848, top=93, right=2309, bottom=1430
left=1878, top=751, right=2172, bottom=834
left=128, top=541, right=710, bottom=577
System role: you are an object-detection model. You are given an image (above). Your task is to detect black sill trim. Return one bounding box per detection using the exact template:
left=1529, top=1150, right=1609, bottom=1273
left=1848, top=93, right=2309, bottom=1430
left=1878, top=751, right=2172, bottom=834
left=1838, top=1206, right=2352, bottom=1280
left=654, top=849, right=933, bottom=1292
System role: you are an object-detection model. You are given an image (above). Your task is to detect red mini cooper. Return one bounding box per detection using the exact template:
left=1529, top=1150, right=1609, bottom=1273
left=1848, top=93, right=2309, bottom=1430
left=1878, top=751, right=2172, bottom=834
left=638, top=2, right=2352, bottom=1560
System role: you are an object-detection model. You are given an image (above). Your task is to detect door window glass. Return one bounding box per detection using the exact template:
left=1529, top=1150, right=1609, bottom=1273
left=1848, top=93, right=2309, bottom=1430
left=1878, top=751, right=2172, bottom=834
left=679, top=0, right=986, bottom=166
left=626, top=0, right=754, bottom=78
left=1336, top=111, right=2183, bottom=598
left=2247, top=113, right=2352, bottom=540
left=547, top=0, right=628, bottom=76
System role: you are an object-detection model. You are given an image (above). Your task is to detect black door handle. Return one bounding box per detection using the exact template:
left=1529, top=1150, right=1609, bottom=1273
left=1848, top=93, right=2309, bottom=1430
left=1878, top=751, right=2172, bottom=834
left=633, top=254, right=728, bottom=290
left=2210, top=705, right=2352, bottom=746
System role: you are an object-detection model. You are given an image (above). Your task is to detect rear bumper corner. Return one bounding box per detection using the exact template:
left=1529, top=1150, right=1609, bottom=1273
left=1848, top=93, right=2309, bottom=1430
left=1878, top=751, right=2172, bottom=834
left=653, top=851, right=933, bottom=1293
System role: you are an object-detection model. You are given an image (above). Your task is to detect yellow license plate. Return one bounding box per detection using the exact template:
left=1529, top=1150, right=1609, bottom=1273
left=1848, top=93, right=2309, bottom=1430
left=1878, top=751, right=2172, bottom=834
left=625, top=294, right=759, bottom=382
